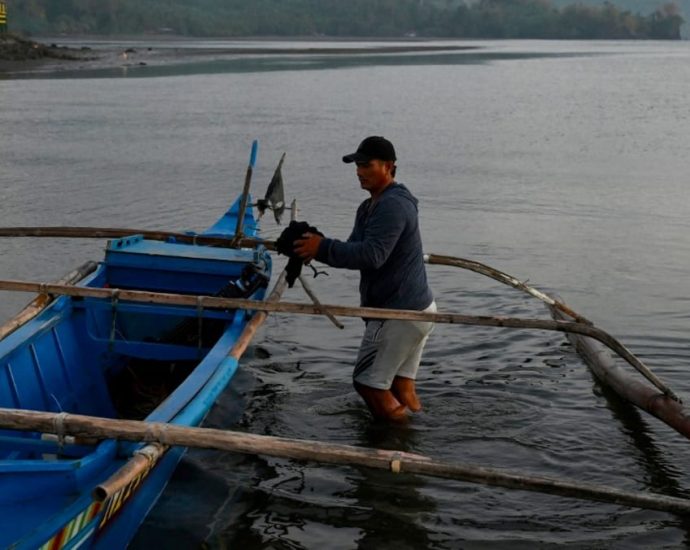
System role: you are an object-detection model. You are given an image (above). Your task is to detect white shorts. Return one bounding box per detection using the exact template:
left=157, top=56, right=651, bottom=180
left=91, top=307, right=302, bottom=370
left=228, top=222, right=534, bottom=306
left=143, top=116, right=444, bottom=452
left=353, top=301, right=436, bottom=390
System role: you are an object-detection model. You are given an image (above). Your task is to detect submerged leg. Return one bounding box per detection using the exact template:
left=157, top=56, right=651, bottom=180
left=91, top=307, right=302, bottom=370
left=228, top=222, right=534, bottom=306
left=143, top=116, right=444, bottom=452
left=391, top=375, right=422, bottom=412
left=354, top=382, right=408, bottom=422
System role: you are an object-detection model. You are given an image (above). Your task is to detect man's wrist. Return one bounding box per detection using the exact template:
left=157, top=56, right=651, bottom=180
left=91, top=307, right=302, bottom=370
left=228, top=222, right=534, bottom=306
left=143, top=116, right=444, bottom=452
left=315, top=237, right=330, bottom=262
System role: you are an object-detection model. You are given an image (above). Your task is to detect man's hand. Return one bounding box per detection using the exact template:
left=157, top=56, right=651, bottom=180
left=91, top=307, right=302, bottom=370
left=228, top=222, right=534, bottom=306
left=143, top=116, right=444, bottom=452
left=294, top=232, right=323, bottom=262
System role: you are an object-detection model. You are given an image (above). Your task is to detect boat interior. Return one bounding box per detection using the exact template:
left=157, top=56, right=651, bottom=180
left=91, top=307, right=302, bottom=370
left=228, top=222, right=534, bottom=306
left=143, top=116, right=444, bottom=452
left=0, top=235, right=269, bottom=466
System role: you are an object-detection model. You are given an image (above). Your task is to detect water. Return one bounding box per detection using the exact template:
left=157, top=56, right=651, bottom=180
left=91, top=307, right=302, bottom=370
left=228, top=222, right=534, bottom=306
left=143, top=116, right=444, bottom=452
left=2, top=39, right=690, bottom=548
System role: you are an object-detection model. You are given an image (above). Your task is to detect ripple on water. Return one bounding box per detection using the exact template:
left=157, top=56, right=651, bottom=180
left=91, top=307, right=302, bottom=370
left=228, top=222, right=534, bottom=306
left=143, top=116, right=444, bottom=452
left=6, top=41, right=690, bottom=548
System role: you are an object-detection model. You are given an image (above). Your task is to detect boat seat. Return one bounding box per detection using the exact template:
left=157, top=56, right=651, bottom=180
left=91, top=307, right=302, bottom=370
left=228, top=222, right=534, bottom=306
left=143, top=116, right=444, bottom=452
left=77, top=299, right=247, bottom=360
left=75, top=298, right=241, bottom=321
left=104, top=235, right=261, bottom=295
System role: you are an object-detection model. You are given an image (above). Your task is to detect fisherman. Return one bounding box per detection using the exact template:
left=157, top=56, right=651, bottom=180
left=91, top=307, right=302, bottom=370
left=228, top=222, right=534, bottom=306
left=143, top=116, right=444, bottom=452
left=294, top=136, right=435, bottom=421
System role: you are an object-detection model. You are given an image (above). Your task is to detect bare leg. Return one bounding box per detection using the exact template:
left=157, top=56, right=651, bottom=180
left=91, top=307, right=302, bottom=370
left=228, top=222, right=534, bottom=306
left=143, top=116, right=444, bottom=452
left=354, top=382, right=408, bottom=422
left=391, top=376, right=422, bottom=412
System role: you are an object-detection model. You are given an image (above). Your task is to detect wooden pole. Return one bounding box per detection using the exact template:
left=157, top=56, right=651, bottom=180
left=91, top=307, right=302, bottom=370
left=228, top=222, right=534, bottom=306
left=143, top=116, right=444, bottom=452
left=426, top=253, right=592, bottom=325
left=0, top=278, right=677, bottom=401
left=227, top=270, right=288, bottom=360
left=233, top=140, right=259, bottom=243
left=92, top=442, right=165, bottom=502
left=298, top=275, right=344, bottom=329
left=290, top=198, right=298, bottom=221
left=0, top=261, right=98, bottom=340
left=0, top=227, right=274, bottom=251
left=0, top=228, right=601, bottom=325
left=1, top=407, right=689, bottom=515
left=1, top=227, right=687, bottom=508
left=0, top=229, right=677, bottom=399
left=93, top=270, right=289, bottom=502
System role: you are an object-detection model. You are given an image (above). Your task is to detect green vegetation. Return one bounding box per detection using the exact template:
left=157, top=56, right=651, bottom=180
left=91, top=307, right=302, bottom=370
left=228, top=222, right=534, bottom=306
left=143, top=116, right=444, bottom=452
left=5, top=0, right=685, bottom=39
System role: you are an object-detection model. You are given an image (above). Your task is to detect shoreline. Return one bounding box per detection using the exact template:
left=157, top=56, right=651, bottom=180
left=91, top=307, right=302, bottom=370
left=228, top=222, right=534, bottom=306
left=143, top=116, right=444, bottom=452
left=0, top=35, right=479, bottom=77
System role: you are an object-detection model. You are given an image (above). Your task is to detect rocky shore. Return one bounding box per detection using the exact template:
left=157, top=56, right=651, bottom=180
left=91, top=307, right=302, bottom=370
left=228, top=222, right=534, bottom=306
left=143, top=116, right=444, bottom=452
left=0, top=33, right=100, bottom=73
left=0, top=33, right=98, bottom=61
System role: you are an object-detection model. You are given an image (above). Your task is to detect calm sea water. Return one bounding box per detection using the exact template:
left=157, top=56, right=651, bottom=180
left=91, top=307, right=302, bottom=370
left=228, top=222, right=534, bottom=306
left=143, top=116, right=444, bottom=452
left=2, top=39, right=690, bottom=548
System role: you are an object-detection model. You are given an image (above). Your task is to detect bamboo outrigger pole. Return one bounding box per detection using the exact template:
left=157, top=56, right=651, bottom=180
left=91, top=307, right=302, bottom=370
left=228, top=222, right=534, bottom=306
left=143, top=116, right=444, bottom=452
left=0, top=227, right=275, bottom=251
left=0, top=226, right=677, bottom=399
left=233, top=140, right=259, bottom=243
left=424, top=253, right=593, bottom=325
left=1, top=407, right=690, bottom=515
left=0, top=278, right=677, bottom=401
left=0, top=226, right=590, bottom=322
left=0, top=227, right=688, bottom=511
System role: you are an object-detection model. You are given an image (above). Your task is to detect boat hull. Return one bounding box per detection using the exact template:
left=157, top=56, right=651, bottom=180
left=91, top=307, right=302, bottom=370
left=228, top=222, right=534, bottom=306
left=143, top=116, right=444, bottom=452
left=0, top=196, right=271, bottom=548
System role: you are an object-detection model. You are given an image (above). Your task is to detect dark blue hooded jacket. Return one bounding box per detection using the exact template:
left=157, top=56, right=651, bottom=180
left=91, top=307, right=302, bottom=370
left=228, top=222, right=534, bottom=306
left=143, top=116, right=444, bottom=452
left=315, top=183, right=433, bottom=310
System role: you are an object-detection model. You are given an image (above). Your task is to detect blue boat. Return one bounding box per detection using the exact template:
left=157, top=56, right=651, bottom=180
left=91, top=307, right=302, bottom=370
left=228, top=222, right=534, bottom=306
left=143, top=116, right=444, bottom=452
left=0, top=193, right=272, bottom=549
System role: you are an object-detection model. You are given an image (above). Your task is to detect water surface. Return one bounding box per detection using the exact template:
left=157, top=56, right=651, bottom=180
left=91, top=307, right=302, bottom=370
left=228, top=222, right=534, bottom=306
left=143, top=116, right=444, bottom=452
left=2, top=39, right=690, bottom=548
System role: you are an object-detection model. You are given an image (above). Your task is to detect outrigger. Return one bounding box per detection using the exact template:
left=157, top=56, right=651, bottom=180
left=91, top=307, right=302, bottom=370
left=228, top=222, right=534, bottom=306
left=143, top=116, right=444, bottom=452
left=0, top=142, right=689, bottom=548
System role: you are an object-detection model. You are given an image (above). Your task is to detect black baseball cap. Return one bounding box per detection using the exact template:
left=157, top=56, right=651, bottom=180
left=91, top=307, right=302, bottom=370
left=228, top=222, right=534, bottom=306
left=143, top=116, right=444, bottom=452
left=342, top=136, right=397, bottom=163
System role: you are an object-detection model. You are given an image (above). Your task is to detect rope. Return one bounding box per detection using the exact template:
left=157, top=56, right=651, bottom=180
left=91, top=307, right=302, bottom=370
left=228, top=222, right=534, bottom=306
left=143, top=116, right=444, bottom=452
left=134, top=445, right=161, bottom=461
left=52, top=411, right=68, bottom=452
left=230, top=234, right=243, bottom=249
left=390, top=452, right=402, bottom=474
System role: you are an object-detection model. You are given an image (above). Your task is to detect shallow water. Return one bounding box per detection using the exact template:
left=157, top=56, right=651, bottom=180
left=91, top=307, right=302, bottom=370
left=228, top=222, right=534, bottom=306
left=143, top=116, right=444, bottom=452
left=2, top=39, right=690, bottom=548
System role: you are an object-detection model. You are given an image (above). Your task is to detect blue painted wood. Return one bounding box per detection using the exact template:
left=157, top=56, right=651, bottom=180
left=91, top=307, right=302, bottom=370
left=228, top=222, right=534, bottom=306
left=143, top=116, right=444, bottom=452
left=203, top=194, right=260, bottom=237
left=0, top=193, right=272, bottom=548
left=249, top=139, right=259, bottom=169
left=0, top=434, right=94, bottom=455
left=75, top=296, right=240, bottom=321
left=105, top=237, right=259, bottom=295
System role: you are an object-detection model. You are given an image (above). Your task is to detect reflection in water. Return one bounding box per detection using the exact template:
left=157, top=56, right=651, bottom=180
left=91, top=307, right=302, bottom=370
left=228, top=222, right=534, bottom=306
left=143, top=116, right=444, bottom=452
left=209, top=387, right=437, bottom=548
left=599, top=382, right=687, bottom=497
left=348, top=422, right=436, bottom=549
left=132, top=354, right=440, bottom=549
left=595, top=380, right=690, bottom=545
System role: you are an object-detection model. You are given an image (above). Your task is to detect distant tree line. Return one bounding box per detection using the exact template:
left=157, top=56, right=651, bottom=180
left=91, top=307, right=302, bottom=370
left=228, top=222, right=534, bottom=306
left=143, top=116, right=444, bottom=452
left=5, top=0, right=684, bottom=40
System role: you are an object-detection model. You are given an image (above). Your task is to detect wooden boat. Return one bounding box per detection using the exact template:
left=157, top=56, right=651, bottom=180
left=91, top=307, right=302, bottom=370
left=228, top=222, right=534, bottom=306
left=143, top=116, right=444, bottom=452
left=0, top=194, right=272, bottom=549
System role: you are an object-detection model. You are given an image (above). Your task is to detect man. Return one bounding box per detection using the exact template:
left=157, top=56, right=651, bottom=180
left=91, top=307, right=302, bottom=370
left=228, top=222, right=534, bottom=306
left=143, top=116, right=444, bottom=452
left=294, top=136, right=435, bottom=421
